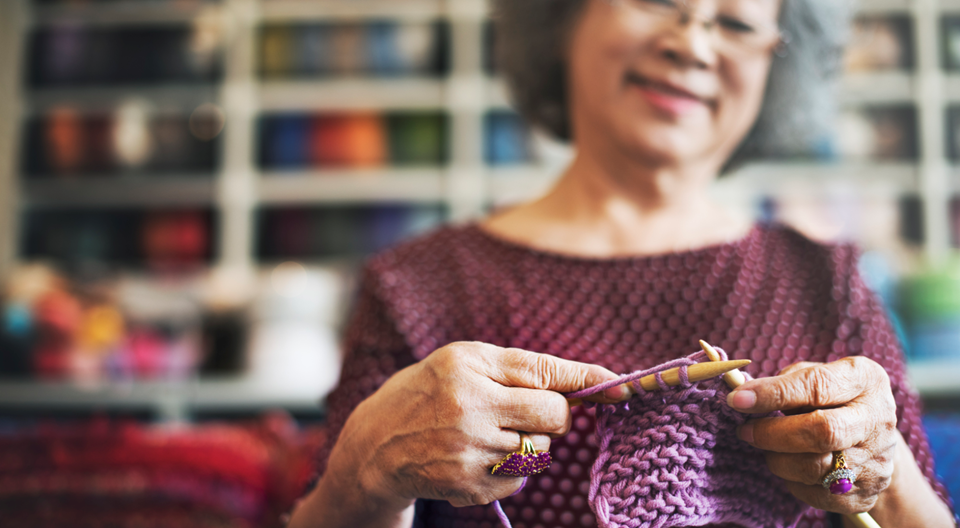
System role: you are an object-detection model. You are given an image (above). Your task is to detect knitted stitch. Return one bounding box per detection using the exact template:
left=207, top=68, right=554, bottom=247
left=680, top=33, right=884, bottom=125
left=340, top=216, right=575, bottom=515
left=494, top=349, right=805, bottom=528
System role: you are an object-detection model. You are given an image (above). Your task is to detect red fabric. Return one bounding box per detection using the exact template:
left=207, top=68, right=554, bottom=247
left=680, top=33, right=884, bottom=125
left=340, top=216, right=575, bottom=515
left=322, top=223, right=951, bottom=528
left=0, top=414, right=326, bottom=528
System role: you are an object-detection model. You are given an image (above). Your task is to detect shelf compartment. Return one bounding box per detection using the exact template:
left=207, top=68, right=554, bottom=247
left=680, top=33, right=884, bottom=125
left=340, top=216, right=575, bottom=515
left=28, top=25, right=224, bottom=89
left=259, top=170, right=445, bottom=204
left=21, top=178, right=217, bottom=208
left=256, top=202, right=447, bottom=260
left=259, top=79, right=445, bottom=112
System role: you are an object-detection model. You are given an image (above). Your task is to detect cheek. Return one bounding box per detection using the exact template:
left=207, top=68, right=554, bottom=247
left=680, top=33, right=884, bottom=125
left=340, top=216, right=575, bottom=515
left=719, top=61, right=771, bottom=129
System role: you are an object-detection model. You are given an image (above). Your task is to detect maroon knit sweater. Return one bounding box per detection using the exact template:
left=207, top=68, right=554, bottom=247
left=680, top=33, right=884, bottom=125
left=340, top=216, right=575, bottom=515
left=320, top=223, right=949, bottom=528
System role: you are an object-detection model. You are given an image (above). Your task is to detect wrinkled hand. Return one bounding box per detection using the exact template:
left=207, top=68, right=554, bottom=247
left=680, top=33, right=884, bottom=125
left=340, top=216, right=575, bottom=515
left=327, top=342, right=627, bottom=510
left=726, top=357, right=900, bottom=515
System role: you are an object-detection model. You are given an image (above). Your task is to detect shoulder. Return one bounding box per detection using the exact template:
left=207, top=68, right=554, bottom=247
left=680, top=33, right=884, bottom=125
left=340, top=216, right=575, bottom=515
left=753, top=223, right=861, bottom=280
left=362, top=223, right=487, bottom=291
left=354, top=224, right=496, bottom=357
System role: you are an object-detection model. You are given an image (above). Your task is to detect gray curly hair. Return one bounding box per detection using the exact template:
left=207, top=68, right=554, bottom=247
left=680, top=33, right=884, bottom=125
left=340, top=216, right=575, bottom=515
left=492, top=0, right=856, bottom=169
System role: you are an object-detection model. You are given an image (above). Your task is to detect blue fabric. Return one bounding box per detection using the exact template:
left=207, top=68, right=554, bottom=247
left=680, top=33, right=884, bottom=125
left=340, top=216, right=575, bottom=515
left=923, top=414, right=960, bottom=523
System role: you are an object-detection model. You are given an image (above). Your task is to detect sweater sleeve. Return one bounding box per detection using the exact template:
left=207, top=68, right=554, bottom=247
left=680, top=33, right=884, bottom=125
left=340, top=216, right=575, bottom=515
left=833, top=246, right=953, bottom=512
left=314, top=263, right=417, bottom=477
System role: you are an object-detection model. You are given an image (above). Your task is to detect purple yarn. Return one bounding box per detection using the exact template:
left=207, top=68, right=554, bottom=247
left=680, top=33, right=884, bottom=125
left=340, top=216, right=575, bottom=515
left=492, top=349, right=806, bottom=528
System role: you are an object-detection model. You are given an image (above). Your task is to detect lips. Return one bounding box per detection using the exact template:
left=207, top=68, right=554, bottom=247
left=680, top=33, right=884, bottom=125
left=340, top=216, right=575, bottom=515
left=625, top=72, right=715, bottom=113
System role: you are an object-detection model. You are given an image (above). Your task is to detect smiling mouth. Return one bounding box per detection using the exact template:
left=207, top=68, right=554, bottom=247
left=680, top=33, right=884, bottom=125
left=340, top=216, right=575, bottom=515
left=624, top=72, right=714, bottom=108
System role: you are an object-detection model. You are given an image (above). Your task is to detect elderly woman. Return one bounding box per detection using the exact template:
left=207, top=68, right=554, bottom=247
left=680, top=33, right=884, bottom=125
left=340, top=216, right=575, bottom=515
left=290, top=0, right=954, bottom=527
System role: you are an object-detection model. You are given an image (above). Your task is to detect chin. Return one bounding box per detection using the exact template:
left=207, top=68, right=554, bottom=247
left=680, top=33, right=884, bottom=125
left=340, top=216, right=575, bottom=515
left=622, top=125, right=707, bottom=166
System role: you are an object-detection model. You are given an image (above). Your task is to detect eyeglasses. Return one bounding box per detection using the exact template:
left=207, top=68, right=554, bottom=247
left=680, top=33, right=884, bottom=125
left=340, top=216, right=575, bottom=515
left=609, top=0, right=786, bottom=57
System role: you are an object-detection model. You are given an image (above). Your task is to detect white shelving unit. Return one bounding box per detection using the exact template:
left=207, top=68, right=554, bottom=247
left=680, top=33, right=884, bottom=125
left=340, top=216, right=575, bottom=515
left=0, top=0, right=959, bottom=416
left=0, top=379, right=323, bottom=422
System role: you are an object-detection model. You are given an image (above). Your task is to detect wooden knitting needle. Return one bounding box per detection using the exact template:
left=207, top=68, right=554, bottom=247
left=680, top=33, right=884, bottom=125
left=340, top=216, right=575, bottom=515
left=698, top=340, right=883, bottom=528
left=566, top=359, right=751, bottom=408
left=699, top=340, right=746, bottom=389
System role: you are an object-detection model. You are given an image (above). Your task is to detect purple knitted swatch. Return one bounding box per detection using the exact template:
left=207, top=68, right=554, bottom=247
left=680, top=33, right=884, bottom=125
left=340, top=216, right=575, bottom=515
left=562, top=349, right=807, bottom=528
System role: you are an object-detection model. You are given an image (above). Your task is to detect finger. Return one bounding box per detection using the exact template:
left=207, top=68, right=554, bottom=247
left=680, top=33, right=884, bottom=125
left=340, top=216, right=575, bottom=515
left=777, top=361, right=822, bottom=376
left=782, top=480, right=880, bottom=516
left=489, top=347, right=628, bottom=403
left=727, top=357, right=880, bottom=414
left=775, top=362, right=825, bottom=414
left=737, top=406, right=874, bottom=453
left=495, top=387, right=573, bottom=436
left=487, top=430, right=552, bottom=457
left=763, top=451, right=834, bottom=486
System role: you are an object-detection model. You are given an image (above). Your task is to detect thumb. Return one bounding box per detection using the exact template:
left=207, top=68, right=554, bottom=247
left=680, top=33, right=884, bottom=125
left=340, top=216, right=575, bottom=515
left=490, top=347, right=628, bottom=403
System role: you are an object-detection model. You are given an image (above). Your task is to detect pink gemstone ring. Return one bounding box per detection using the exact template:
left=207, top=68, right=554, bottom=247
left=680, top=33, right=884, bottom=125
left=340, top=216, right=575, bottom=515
left=821, top=451, right=856, bottom=495
left=491, top=432, right=552, bottom=478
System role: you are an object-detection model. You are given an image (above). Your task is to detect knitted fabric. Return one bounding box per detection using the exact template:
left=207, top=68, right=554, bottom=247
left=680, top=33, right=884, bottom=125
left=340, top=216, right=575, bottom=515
left=569, top=349, right=805, bottom=528
left=491, top=349, right=805, bottom=528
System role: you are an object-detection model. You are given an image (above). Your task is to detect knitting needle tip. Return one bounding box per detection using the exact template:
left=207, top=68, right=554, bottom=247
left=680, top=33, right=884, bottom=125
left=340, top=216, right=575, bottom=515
left=700, top=340, right=747, bottom=389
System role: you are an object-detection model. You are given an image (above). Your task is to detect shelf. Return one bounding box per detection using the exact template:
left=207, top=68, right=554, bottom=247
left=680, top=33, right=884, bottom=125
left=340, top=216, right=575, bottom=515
left=258, top=170, right=446, bottom=204
left=487, top=78, right=513, bottom=111
left=22, top=178, right=217, bottom=208
left=492, top=73, right=919, bottom=109
left=30, top=1, right=221, bottom=27
left=841, top=72, right=915, bottom=105
left=855, top=0, right=911, bottom=14
left=260, top=0, right=444, bottom=22
left=488, top=166, right=561, bottom=205
left=941, top=0, right=960, bottom=13
left=259, top=79, right=445, bottom=112
left=0, top=379, right=323, bottom=421
left=945, top=75, right=960, bottom=103
left=727, top=162, right=918, bottom=194
left=907, top=361, right=960, bottom=397
left=28, top=86, right=220, bottom=114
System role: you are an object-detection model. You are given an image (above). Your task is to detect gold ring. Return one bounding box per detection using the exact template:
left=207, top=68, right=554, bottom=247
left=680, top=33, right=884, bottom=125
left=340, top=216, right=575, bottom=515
left=491, top=432, right=552, bottom=477
left=821, top=451, right=856, bottom=495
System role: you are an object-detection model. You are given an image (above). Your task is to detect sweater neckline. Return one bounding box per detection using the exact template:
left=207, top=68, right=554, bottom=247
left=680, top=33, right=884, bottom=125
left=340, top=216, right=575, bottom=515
left=464, top=222, right=763, bottom=265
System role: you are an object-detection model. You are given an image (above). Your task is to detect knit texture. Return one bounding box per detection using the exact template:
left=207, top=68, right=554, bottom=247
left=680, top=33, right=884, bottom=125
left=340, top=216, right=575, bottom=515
left=567, top=350, right=804, bottom=528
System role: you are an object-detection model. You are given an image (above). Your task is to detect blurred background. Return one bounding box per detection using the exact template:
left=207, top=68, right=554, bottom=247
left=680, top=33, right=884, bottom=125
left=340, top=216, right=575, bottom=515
left=0, top=0, right=958, bottom=526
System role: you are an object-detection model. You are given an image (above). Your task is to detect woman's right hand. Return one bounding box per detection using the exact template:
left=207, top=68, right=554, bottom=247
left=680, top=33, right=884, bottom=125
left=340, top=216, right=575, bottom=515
left=292, top=341, right=628, bottom=528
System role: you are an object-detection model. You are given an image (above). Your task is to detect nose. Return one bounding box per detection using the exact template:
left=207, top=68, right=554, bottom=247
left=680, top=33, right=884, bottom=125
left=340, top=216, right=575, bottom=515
left=655, top=16, right=718, bottom=69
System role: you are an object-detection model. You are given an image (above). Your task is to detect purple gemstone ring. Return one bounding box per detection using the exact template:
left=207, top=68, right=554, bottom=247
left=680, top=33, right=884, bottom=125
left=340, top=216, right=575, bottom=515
left=491, top=432, right=552, bottom=478
left=821, top=451, right=856, bottom=495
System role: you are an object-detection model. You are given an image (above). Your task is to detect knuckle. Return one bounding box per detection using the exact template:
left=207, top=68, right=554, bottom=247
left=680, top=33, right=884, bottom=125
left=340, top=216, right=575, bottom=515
left=436, top=391, right=469, bottom=425
left=807, top=410, right=846, bottom=452
left=808, top=453, right=834, bottom=486
left=543, top=397, right=572, bottom=433
left=532, top=353, right=556, bottom=390
left=807, top=368, right=841, bottom=407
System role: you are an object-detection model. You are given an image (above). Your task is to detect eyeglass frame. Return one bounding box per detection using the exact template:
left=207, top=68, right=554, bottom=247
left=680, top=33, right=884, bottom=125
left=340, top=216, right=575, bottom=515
left=603, top=0, right=791, bottom=58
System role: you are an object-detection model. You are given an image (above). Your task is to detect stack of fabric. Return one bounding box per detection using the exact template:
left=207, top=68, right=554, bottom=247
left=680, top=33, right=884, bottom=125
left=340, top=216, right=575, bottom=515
left=0, top=413, right=324, bottom=528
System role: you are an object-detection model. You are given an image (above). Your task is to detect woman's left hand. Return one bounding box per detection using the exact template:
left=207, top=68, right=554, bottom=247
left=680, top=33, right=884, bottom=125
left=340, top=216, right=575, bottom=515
left=726, top=356, right=900, bottom=515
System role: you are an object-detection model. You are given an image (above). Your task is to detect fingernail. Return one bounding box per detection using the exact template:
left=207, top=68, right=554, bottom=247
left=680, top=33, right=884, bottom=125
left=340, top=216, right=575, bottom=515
left=727, top=389, right=756, bottom=411
left=738, top=423, right=755, bottom=444
left=603, top=384, right=628, bottom=400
